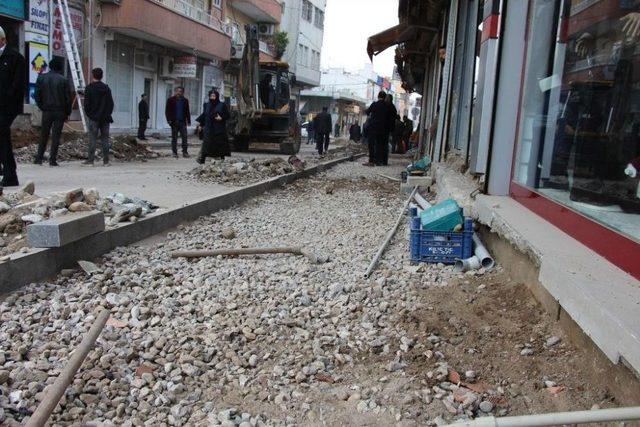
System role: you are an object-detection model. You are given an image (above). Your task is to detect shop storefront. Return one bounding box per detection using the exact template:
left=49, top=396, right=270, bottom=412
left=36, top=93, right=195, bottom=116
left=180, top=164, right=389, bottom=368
left=104, top=36, right=224, bottom=131
left=511, top=0, right=640, bottom=276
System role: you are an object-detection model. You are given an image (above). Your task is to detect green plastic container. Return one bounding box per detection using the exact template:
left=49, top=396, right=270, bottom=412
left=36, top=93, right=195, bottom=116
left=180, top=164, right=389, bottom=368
left=420, top=199, right=463, bottom=231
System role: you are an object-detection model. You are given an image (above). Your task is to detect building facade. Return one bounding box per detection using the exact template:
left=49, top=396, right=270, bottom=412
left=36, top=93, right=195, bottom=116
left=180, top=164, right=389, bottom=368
left=97, top=0, right=232, bottom=130
left=370, top=0, right=640, bottom=281
left=280, top=0, right=326, bottom=96
left=4, top=0, right=234, bottom=130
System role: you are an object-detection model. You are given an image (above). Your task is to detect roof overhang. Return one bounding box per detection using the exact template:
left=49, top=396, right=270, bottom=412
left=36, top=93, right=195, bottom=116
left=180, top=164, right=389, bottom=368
left=367, top=23, right=418, bottom=61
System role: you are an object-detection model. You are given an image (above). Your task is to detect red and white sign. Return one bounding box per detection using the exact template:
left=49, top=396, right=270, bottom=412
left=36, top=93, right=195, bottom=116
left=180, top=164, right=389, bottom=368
left=51, top=2, right=84, bottom=57
left=172, top=56, right=197, bottom=79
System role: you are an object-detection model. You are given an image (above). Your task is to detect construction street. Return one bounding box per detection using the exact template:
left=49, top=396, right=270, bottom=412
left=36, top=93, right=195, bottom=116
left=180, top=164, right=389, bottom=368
left=1, top=0, right=640, bottom=425
left=0, top=157, right=625, bottom=426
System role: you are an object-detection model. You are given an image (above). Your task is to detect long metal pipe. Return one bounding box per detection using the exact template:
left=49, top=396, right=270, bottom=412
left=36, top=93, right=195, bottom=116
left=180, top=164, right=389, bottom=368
left=445, top=406, right=640, bottom=427
left=26, top=309, right=110, bottom=427
left=365, top=187, right=418, bottom=278
left=472, top=234, right=495, bottom=269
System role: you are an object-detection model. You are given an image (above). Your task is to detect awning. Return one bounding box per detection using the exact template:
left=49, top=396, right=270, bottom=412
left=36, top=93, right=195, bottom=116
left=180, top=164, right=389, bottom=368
left=367, top=23, right=417, bottom=61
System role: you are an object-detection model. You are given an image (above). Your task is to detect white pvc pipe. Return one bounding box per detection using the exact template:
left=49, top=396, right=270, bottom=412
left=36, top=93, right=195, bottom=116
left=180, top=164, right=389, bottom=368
left=472, top=234, right=495, bottom=269
left=445, top=406, right=640, bottom=427
left=454, top=255, right=481, bottom=272
left=413, top=192, right=432, bottom=210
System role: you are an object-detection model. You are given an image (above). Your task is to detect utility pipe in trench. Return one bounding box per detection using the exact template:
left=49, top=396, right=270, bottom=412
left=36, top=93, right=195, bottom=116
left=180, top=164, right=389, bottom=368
left=445, top=406, right=640, bottom=427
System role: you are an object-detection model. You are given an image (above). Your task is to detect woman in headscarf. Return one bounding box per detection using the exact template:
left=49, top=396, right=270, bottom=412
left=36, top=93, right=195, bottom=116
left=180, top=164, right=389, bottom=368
left=196, top=90, right=231, bottom=164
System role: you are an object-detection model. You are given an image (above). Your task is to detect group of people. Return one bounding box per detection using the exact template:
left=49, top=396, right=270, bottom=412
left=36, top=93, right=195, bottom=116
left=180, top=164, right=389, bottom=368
left=0, top=20, right=231, bottom=188
left=362, top=91, right=413, bottom=167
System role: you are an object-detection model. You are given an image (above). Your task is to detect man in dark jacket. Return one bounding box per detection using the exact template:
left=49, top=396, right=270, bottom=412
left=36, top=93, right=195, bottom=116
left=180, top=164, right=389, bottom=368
left=349, top=122, right=362, bottom=142
left=312, top=107, right=332, bottom=155
left=138, top=94, right=149, bottom=140
left=82, top=68, right=114, bottom=166
left=34, top=57, right=71, bottom=166
left=364, top=91, right=393, bottom=166
left=0, top=25, right=26, bottom=186
left=402, top=115, right=414, bottom=151
left=165, top=87, right=191, bottom=158
left=391, top=115, right=404, bottom=154
left=383, top=94, right=397, bottom=165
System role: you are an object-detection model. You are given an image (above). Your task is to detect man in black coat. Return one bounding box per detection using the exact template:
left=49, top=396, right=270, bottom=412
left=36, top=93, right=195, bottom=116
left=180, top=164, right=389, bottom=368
left=349, top=122, right=361, bottom=142
left=138, top=94, right=149, bottom=140
left=312, top=107, right=332, bottom=155
left=82, top=68, right=114, bottom=166
left=364, top=91, right=393, bottom=166
left=34, top=57, right=71, bottom=167
left=383, top=94, right=397, bottom=165
left=0, top=26, right=26, bottom=186
left=165, top=87, right=191, bottom=158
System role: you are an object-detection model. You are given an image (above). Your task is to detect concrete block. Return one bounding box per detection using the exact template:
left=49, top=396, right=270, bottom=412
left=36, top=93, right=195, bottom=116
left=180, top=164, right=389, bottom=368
left=27, top=211, right=105, bottom=248
left=406, top=176, right=433, bottom=187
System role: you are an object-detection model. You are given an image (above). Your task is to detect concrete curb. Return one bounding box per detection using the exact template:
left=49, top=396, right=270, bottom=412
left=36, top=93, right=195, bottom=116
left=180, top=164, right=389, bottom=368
left=0, top=153, right=364, bottom=295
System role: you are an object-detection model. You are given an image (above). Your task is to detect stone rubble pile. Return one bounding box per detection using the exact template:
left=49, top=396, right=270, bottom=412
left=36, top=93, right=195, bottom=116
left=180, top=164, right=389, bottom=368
left=185, top=144, right=366, bottom=187
left=0, top=183, right=157, bottom=259
left=0, top=162, right=580, bottom=426
left=186, top=157, right=296, bottom=186
left=14, top=135, right=162, bottom=163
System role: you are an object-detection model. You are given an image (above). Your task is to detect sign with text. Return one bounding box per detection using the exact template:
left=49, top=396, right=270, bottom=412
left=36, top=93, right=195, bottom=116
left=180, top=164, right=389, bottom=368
left=52, top=2, right=84, bottom=57
left=28, top=42, right=49, bottom=104
left=28, top=0, right=50, bottom=35
left=172, top=56, right=197, bottom=79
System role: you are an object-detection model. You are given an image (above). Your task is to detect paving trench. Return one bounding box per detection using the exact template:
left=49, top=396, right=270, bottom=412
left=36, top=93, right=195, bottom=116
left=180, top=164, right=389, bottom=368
left=0, top=157, right=619, bottom=426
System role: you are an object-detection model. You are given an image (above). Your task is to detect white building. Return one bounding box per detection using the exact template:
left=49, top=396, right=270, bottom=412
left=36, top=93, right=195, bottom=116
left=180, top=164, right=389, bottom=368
left=315, top=64, right=386, bottom=106
left=280, top=0, right=326, bottom=94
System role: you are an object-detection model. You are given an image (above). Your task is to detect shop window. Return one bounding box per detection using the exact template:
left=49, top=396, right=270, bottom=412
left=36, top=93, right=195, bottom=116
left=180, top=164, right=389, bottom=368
left=513, top=0, right=640, bottom=241
left=106, top=42, right=134, bottom=117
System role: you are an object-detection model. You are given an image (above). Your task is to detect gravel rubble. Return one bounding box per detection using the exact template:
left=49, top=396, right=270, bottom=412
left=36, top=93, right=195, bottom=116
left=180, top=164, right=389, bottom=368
left=0, top=160, right=613, bottom=426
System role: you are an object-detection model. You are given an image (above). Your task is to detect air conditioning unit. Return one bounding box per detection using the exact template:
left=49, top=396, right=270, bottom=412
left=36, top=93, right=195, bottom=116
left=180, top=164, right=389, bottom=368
left=258, top=23, right=275, bottom=36
left=159, top=56, right=175, bottom=78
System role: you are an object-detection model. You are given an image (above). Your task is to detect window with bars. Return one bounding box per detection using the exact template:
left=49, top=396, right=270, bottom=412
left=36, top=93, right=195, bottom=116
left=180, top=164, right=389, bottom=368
left=314, top=7, right=324, bottom=28
left=302, top=0, right=313, bottom=22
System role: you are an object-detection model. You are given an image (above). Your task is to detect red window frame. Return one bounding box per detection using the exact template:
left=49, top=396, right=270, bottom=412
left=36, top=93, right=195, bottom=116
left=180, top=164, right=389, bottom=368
left=508, top=0, right=640, bottom=280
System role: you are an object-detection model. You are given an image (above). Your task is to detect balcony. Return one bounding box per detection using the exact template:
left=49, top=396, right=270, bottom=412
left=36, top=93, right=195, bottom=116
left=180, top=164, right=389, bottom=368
left=151, top=0, right=226, bottom=31
left=101, top=0, right=231, bottom=60
left=229, top=0, right=281, bottom=24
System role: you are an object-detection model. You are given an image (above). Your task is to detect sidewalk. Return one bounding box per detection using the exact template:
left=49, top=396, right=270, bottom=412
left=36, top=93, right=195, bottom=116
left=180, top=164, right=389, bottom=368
left=8, top=142, right=329, bottom=209
left=432, top=162, right=640, bottom=379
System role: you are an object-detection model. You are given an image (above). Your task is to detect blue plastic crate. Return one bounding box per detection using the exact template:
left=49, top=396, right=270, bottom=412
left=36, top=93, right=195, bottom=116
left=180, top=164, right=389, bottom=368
left=409, top=216, right=473, bottom=264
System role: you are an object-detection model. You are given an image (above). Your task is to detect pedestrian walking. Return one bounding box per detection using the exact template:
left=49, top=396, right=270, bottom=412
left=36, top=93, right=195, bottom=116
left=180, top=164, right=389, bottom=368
left=0, top=25, right=25, bottom=187
left=383, top=94, right=397, bottom=166
left=391, top=115, right=404, bottom=154
left=307, top=120, right=315, bottom=145
left=363, top=91, right=394, bottom=166
left=401, top=115, right=414, bottom=153
left=312, top=107, right=332, bottom=156
left=82, top=68, right=114, bottom=166
left=34, top=57, right=71, bottom=167
left=349, top=122, right=362, bottom=143
left=165, top=86, right=191, bottom=158
left=138, top=94, right=149, bottom=140
left=195, top=90, right=230, bottom=164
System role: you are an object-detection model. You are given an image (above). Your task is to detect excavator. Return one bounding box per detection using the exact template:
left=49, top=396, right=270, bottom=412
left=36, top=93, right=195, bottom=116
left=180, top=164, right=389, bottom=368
left=227, top=25, right=301, bottom=155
